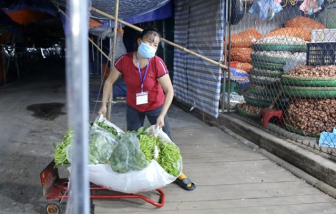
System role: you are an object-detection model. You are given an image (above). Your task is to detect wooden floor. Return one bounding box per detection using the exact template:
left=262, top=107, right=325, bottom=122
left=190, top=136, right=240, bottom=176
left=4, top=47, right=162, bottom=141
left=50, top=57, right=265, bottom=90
left=89, top=97, right=336, bottom=214
left=2, top=62, right=336, bottom=213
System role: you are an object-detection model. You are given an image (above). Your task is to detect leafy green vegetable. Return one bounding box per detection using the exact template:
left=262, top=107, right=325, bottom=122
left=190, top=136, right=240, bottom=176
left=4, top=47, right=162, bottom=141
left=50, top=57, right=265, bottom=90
left=53, top=123, right=120, bottom=167
left=53, top=123, right=182, bottom=177
left=136, top=125, right=151, bottom=138
left=96, top=121, right=121, bottom=139
left=138, top=130, right=182, bottom=177
left=109, top=132, right=149, bottom=173
left=53, top=128, right=74, bottom=168
left=139, top=134, right=158, bottom=161
left=156, top=140, right=181, bottom=177
left=88, top=131, right=118, bottom=164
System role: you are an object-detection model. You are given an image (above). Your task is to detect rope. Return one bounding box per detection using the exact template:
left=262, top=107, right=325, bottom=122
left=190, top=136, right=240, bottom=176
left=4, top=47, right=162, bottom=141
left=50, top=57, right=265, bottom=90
left=289, top=0, right=296, bottom=5
left=282, top=0, right=297, bottom=7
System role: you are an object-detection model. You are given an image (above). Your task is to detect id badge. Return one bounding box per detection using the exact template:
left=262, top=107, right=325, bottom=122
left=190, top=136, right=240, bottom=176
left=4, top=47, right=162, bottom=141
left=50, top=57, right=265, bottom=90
left=136, top=92, right=148, bottom=105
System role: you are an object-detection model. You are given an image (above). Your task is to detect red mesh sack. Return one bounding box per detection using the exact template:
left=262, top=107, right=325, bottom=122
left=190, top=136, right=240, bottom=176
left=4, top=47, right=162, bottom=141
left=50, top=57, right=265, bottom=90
left=285, top=16, right=326, bottom=31
left=229, top=48, right=253, bottom=63
left=263, top=27, right=311, bottom=41
left=236, top=62, right=253, bottom=74
left=225, top=28, right=262, bottom=48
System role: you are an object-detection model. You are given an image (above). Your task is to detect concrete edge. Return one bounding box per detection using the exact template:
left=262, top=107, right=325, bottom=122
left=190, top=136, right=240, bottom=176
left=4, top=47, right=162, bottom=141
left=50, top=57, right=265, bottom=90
left=173, top=99, right=336, bottom=198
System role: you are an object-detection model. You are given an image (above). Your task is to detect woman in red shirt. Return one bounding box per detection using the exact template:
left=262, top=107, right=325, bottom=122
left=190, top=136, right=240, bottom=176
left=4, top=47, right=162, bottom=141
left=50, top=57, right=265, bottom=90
left=98, top=26, right=196, bottom=191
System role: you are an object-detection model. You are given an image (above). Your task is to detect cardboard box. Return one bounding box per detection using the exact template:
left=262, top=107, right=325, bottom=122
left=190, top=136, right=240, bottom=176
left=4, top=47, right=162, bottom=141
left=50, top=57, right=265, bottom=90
left=311, top=29, right=336, bottom=43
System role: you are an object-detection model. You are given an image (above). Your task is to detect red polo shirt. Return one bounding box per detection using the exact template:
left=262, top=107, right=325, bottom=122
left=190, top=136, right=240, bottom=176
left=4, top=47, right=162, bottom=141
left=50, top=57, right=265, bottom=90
left=115, top=52, right=169, bottom=112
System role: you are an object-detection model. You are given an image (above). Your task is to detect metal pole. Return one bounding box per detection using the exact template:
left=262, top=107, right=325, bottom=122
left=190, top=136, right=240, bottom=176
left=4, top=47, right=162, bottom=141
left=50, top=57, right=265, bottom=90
left=65, top=0, right=90, bottom=213
left=96, top=37, right=99, bottom=77
left=226, top=0, right=232, bottom=113
left=1, top=45, right=6, bottom=84
left=107, top=0, right=120, bottom=121
left=222, top=0, right=229, bottom=112
left=89, top=37, right=111, bottom=61
left=162, top=20, right=166, bottom=62
left=91, top=37, right=94, bottom=61
left=100, top=38, right=103, bottom=81
left=15, top=54, right=20, bottom=78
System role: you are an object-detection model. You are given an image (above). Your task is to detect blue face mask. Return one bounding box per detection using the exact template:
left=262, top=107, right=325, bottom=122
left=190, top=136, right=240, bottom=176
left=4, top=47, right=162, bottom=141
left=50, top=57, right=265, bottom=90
left=138, top=42, right=156, bottom=58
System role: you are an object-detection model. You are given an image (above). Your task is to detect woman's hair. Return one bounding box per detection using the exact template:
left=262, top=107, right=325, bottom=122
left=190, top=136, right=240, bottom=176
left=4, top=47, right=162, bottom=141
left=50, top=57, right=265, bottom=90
left=139, top=26, right=161, bottom=39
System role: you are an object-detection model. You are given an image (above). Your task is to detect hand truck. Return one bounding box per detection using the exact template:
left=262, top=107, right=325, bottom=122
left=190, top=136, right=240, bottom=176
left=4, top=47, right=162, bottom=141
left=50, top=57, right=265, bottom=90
left=40, top=160, right=165, bottom=214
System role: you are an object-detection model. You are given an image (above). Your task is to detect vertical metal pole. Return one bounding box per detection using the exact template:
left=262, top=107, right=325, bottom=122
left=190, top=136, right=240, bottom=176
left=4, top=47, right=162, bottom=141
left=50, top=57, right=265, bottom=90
left=109, top=19, right=113, bottom=105
left=1, top=45, right=6, bottom=84
left=97, top=37, right=99, bottom=78
left=91, top=37, right=94, bottom=61
left=162, top=20, right=167, bottom=62
left=107, top=0, right=120, bottom=121
left=15, top=54, right=20, bottom=78
left=222, top=0, right=229, bottom=112
left=109, top=20, right=113, bottom=56
left=100, top=38, right=103, bottom=81
left=65, top=0, right=90, bottom=213
left=227, top=0, right=232, bottom=113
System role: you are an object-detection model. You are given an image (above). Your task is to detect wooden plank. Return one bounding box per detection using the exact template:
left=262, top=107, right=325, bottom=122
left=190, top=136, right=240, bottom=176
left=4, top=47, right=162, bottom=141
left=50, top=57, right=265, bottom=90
left=87, top=93, right=336, bottom=213
left=93, top=195, right=336, bottom=213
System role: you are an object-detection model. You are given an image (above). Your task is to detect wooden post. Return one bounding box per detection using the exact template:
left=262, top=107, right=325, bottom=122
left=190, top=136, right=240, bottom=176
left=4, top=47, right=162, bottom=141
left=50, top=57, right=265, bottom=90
left=107, top=0, right=120, bottom=121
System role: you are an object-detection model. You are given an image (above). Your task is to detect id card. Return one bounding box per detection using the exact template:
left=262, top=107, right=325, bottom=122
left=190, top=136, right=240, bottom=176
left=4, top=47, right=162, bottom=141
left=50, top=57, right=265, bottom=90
left=136, top=92, right=148, bottom=105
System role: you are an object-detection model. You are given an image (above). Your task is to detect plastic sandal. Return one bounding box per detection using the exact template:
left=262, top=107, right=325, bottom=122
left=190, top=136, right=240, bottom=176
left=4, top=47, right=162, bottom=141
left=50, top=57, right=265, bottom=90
left=174, top=177, right=196, bottom=191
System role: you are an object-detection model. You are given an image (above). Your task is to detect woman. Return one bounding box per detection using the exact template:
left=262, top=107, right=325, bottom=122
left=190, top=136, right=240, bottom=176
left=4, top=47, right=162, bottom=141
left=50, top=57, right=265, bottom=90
left=98, top=26, right=196, bottom=191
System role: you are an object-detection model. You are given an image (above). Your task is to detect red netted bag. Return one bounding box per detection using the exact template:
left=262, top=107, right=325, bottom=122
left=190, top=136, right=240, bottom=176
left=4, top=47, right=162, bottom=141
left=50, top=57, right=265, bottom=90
left=285, top=16, right=326, bottom=31
left=229, top=48, right=253, bottom=63
left=236, top=62, right=253, bottom=73
left=263, top=27, right=311, bottom=41
left=225, top=28, right=262, bottom=48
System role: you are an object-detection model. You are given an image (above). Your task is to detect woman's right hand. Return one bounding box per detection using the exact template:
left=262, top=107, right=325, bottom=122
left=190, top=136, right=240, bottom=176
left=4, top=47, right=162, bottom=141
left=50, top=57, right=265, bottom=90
left=98, top=105, right=107, bottom=117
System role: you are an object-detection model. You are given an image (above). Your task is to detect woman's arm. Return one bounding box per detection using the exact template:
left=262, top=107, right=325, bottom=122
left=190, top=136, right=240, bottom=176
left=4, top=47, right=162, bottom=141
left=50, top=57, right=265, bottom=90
left=156, top=74, right=174, bottom=128
left=98, top=66, right=122, bottom=116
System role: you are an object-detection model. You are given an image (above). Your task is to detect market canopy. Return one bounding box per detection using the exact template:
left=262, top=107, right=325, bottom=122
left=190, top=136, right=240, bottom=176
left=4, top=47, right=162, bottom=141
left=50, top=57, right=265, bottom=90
left=0, top=0, right=173, bottom=26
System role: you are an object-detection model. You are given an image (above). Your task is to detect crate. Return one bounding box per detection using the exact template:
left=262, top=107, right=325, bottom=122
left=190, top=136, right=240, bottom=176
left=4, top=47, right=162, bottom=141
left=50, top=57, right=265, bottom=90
left=221, top=79, right=250, bottom=94
left=306, top=42, right=336, bottom=65
left=311, top=29, right=336, bottom=43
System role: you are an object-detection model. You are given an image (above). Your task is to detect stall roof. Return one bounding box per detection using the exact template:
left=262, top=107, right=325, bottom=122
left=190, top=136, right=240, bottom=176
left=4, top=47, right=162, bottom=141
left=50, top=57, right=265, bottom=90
left=0, top=0, right=172, bottom=24
left=0, top=0, right=173, bottom=38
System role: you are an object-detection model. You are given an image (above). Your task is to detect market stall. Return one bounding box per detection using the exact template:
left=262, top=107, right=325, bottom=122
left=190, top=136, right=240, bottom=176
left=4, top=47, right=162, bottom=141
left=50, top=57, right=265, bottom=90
left=228, top=0, right=336, bottom=148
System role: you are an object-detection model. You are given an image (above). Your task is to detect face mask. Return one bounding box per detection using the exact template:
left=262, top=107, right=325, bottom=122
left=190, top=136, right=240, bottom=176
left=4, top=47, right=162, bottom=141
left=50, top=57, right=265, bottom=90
left=138, top=42, right=156, bottom=58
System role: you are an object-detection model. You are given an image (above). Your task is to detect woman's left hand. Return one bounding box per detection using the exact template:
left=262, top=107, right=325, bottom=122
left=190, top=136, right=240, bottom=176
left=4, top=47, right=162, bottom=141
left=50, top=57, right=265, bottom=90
left=156, top=115, right=165, bottom=129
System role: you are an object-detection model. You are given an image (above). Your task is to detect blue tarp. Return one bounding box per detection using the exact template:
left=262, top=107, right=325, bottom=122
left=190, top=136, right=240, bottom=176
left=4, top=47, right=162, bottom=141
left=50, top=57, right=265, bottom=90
left=173, top=0, right=224, bottom=118
left=2, top=0, right=58, bottom=16
left=108, top=1, right=173, bottom=26
left=89, top=0, right=171, bottom=20
left=61, top=1, right=173, bottom=35
left=0, top=0, right=173, bottom=35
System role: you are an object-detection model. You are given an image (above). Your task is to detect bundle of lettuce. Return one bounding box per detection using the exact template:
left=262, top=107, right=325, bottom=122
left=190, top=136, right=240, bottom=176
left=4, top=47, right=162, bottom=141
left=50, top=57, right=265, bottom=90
left=52, top=116, right=183, bottom=193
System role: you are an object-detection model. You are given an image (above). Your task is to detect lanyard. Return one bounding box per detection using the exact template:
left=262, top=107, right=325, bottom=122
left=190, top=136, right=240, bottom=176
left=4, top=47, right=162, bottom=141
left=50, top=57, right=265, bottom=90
left=135, top=53, right=150, bottom=92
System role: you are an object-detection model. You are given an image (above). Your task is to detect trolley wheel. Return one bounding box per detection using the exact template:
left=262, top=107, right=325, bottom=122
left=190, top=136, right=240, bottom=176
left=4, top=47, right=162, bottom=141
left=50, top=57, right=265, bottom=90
left=45, top=202, right=61, bottom=214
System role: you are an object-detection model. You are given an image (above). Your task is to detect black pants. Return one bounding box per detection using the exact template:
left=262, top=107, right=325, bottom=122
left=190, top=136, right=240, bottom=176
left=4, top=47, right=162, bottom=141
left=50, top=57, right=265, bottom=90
left=126, top=104, right=172, bottom=140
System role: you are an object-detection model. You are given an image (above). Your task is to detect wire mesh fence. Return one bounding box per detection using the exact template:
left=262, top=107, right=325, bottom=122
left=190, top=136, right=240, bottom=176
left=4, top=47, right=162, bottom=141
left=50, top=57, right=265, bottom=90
left=223, top=0, right=336, bottom=156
